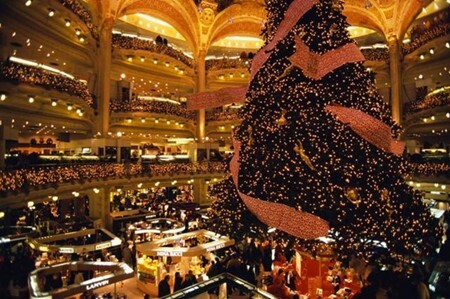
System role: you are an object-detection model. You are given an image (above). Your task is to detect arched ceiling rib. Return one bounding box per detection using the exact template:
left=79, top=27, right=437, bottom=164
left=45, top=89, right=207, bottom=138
left=344, top=0, right=433, bottom=40
left=206, top=2, right=266, bottom=51
left=397, top=0, right=433, bottom=40
left=343, top=6, right=385, bottom=36
left=116, top=0, right=200, bottom=54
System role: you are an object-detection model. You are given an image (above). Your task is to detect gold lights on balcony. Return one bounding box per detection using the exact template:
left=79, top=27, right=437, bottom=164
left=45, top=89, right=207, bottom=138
left=25, top=0, right=32, bottom=6
left=429, top=48, right=434, bottom=55
left=48, top=9, right=55, bottom=17
left=67, top=103, right=73, bottom=111
left=75, top=29, right=81, bottom=36
left=65, top=19, right=71, bottom=27
left=51, top=99, right=57, bottom=106
left=153, top=58, right=158, bottom=64
left=0, top=93, right=6, bottom=101
left=140, top=56, right=145, bottom=62
left=28, top=95, right=34, bottom=103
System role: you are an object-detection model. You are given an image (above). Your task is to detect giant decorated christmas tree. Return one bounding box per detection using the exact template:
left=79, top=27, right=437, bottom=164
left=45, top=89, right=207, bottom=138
left=203, top=0, right=438, bottom=260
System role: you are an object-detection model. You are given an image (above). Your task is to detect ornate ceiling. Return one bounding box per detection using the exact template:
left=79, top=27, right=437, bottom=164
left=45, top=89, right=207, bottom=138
left=85, top=0, right=434, bottom=59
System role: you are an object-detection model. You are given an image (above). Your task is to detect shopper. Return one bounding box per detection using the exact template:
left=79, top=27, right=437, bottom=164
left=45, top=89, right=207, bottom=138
left=173, top=272, right=183, bottom=292
left=158, top=275, right=171, bottom=297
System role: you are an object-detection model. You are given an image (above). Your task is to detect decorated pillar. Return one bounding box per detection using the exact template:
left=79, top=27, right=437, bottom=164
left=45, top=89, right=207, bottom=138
left=95, top=17, right=115, bottom=136
left=388, top=35, right=403, bottom=125
left=196, top=50, right=207, bottom=142
left=195, top=0, right=217, bottom=143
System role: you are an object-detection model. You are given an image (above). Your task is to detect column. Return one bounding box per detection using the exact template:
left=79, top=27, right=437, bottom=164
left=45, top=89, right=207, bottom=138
left=388, top=36, right=403, bottom=125
left=88, top=186, right=111, bottom=229
left=0, top=138, right=5, bottom=169
left=95, top=17, right=114, bottom=136
left=196, top=50, right=207, bottom=142
left=193, top=178, right=208, bottom=206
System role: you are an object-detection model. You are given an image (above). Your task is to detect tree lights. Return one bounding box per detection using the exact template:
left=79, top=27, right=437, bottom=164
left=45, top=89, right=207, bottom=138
left=206, top=0, right=438, bottom=261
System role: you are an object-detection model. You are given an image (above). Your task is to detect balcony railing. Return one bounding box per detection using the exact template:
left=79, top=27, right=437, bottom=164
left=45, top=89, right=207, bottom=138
left=110, top=99, right=197, bottom=120
left=404, top=89, right=450, bottom=116
left=112, top=34, right=194, bottom=68
left=1, top=61, right=94, bottom=107
left=0, top=162, right=227, bottom=195
left=57, top=0, right=99, bottom=40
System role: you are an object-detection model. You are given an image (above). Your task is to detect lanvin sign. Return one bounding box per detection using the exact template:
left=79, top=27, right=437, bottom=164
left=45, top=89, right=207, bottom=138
left=85, top=279, right=109, bottom=291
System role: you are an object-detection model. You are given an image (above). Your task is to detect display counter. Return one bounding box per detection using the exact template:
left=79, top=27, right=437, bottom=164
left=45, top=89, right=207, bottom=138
left=27, top=228, right=122, bottom=254
left=131, top=217, right=185, bottom=243
left=136, top=229, right=234, bottom=296
left=110, top=209, right=157, bottom=232
left=28, top=261, right=134, bottom=299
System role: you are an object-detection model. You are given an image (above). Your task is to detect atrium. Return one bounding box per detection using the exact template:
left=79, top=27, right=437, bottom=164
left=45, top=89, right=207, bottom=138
left=0, top=0, right=449, bottom=298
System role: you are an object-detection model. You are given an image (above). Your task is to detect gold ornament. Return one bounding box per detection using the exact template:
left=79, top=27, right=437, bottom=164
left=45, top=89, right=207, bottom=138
left=330, top=23, right=339, bottom=35
left=381, top=188, right=394, bottom=218
left=294, top=140, right=316, bottom=171
left=276, top=109, right=289, bottom=126
left=247, top=126, right=254, bottom=146
left=332, top=0, right=342, bottom=11
left=276, top=64, right=294, bottom=81
left=345, top=188, right=361, bottom=206
left=381, top=188, right=389, bottom=201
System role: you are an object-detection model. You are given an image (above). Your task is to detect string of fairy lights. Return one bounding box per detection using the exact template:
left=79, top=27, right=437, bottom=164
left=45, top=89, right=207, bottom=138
left=207, top=0, right=439, bottom=261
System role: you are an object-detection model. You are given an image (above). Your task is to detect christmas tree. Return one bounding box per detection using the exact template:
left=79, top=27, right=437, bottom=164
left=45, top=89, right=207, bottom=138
left=206, top=0, right=438, bottom=260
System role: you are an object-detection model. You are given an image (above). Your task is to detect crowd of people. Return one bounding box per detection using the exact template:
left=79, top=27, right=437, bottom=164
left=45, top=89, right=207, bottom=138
left=403, top=11, right=450, bottom=55
left=1, top=61, right=94, bottom=107
left=112, top=34, right=194, bottom=68
left=360, top=48, right=390, bottom=62
left=409, top=161, right=450, bottom=177
left=0, top=161, right=227, bottom=195
left=110, top=98, right=197, bottom=120
left=404, top=91, right=450, bottom=116
left=58, top=0, right=99, bottom=40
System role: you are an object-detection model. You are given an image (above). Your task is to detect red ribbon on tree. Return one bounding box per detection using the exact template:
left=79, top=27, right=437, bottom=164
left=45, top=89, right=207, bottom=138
left=290, top=36, right=365, bottom=80
left=230, top=135, right=330, bottom=239
left=250, top=0, right=320, bottom=78
left=325, top=104, right=405, bottom=156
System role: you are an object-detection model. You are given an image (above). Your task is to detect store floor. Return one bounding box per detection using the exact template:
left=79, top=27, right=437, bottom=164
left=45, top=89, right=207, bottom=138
left=95, top=277, right=252, bottom=299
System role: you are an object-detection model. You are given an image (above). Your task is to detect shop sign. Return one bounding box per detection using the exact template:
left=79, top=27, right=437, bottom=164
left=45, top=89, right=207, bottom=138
left=95, top=242, right=112, bottom=250
left=157, top=251, right=183, bottom=257
left=206, top=243, right=225, bottom=252
left=85, top=279, right=109, bottom=291
left=59, top=247, right=74, bottom=254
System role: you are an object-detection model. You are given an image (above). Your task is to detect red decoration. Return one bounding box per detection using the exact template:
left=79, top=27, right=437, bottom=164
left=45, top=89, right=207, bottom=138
left=250, top=0, right=320, bottom=78
left=186, top=86, right=248, bottom=110
left=290, top=36, right=365, bottom=80
left=325, top=104, right=405, bottom=156
left=230, top=135, right=329, bottom=239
